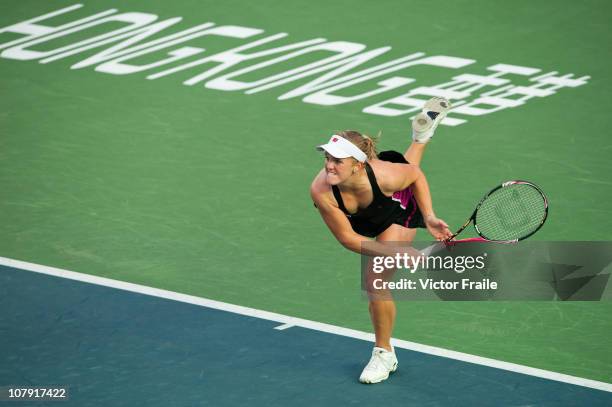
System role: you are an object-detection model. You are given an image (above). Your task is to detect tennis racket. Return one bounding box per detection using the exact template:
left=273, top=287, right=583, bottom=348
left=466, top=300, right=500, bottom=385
left=422, top=180, right=548, bottom=255
left=448, top=180, right=548, bottom=244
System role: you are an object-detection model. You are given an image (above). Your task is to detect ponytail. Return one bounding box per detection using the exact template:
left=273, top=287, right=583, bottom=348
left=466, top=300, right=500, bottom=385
left=336, top=130, right=379, bottom=160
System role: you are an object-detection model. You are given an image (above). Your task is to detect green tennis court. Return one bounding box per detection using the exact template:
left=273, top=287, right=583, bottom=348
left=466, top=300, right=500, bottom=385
left=1, top=1, right=611, bottom=404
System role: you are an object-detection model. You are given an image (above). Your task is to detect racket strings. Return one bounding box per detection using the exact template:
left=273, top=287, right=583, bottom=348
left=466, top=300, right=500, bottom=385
left=475, top=184, right=546, bottom=241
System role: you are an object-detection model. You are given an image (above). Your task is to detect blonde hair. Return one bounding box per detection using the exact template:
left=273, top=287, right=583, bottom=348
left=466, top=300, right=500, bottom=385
left=336, top=130, right=379, bottom=160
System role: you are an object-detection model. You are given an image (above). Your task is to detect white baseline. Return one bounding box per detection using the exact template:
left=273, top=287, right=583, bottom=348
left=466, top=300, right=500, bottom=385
left=0, top=255, right=610, bottom=393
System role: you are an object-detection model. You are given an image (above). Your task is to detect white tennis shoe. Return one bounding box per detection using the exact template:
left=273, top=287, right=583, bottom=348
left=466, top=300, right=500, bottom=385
left=412, top=97, right=452, bottom=144
left=359, top=347, right=398, bottom=384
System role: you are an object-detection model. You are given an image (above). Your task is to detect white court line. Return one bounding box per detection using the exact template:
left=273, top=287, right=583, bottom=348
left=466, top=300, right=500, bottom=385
left=1, top=255, right=611, bottom=393
left=273, top=323, right=295, bottom=331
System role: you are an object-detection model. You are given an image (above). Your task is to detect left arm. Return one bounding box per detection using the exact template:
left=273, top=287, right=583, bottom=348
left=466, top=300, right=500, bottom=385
left=400, top=164, right=434, bottom=219
left=385, top=163, right=452, bottom=240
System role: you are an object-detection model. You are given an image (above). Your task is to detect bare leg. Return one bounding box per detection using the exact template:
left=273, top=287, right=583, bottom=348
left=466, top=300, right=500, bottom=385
left=368, top=131, right=430, bottom=350
left=369, top=225, right=416, bottom=351
left=403, top=141, right=428, bottom=166
left=368, top=301, right=396, bottom=351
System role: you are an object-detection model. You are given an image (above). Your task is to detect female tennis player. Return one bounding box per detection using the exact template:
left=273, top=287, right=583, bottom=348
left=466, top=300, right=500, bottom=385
left=310, top=97, right=452, bottom=384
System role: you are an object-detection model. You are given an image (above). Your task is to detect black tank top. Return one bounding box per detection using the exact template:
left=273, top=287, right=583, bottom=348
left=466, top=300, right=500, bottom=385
left=331, top=162, right=406, bottom=237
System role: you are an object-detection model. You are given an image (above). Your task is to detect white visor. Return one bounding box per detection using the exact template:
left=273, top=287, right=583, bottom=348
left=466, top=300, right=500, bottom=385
left=316, top=135, right=367, bottom=162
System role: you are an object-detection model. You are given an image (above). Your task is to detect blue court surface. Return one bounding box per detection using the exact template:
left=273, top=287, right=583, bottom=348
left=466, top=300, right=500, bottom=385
left=1, top=264, right=611, bottom=407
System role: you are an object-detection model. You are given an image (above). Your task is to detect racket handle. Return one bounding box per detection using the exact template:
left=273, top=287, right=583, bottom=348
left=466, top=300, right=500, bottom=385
left=448, top=237, right=488, bottom=244
left=447, top=237, right=517, bottom=244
